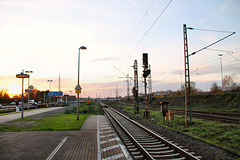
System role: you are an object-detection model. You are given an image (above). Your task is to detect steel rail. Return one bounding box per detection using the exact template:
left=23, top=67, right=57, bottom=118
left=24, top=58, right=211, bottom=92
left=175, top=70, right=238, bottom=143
left=173, top=109, right=240, bottom=124
left=136, top=106, right=240, bottom=124
left=173, top=109, right=240, bottom=117
left=103, top=107, right=154, bottom=160
left=101, top=102, right=200, bottom=160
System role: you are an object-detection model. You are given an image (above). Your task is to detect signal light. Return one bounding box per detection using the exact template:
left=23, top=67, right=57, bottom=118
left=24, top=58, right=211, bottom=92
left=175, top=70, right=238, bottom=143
left=143, top=53, right=148, bottom=68
left=143, top=69, right=151, bottom=78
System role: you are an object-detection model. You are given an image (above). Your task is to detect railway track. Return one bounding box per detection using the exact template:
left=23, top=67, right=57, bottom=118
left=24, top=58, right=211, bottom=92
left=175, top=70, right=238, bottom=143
left=100, top=102, right=201, bottom=160
left=137, top=106, right=240, bottom=124
left=172, top=109, right=240, bottom=124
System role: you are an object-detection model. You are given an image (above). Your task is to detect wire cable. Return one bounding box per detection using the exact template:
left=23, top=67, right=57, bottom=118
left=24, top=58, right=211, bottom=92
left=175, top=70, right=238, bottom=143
left=126, top=0, right=155, bottom=47
left=120, top=0, right=173, bottom=66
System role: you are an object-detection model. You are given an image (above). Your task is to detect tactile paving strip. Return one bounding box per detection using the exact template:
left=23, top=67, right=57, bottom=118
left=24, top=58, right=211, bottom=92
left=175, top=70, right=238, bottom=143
left=97, top=115, right=132, bottom=160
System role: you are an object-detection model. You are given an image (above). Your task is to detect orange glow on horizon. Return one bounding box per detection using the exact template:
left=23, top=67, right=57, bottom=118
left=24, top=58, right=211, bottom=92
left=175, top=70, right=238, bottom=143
left=8, top=93, right=20, bottom=99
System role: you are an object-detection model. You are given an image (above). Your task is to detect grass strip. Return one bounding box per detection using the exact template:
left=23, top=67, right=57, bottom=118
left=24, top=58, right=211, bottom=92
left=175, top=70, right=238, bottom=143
left=0, top=113, right=88, bottom=131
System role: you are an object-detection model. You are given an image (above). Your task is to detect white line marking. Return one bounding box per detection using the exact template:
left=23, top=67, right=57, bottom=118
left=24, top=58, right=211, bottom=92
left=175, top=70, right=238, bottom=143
left=46, top=136, right=68, bottom=160
left=100, top=133, right=115, bottom=138
left=101, top=145, right=119, bottom=152
left=99, top=127, right=111, bottom=130
left=99, top=130, right=112, bottom=134
left=102, top=153, right=124, bottom=160
left=100, top=138, right=116, bottom=144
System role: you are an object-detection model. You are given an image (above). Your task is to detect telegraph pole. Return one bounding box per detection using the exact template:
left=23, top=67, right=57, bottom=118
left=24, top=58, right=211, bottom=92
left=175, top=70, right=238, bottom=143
left=133, top=60, right=139, bottom=114
left=148, top=64, right=152, bottom=101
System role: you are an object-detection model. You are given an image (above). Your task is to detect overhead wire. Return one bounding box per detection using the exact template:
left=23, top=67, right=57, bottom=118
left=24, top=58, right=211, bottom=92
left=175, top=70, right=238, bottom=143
left=125, top=0, right=155, bottom=48
left=119, top=0, right=173, bottom=67
left=109, top=0, right=155, bottom=78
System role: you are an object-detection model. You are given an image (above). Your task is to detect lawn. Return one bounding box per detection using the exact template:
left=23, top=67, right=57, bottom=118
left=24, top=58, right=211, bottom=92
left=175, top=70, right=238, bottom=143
left=0, top=101, right=100, bottom=132
left=0, top=113, right=88, bottom=132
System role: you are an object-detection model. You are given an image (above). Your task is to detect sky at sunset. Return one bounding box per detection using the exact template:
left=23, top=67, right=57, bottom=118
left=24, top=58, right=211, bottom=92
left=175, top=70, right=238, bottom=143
left=0, top=0, right=240, bottom=98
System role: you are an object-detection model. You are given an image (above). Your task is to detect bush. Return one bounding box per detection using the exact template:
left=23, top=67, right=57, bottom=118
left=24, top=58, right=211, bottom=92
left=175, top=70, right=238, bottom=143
left=64, top=102, right=100, bottom=115
left=37, top=104, right=48, bottom=108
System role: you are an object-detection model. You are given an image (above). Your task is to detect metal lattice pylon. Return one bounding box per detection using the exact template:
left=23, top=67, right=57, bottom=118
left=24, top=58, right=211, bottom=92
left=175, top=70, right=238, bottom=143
left=133, top=60, right=139, bottom=113
left=183, top=24, right=192, bottom=127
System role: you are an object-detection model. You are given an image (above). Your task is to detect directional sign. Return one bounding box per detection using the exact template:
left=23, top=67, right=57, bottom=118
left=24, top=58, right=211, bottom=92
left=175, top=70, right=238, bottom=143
left=16, top=74, right=29, bottom=78
left=75, top=84, right=82, bottom=93
left=87, top=98, right=91, bottom=104
left=25, top=89, right=32, bottom=92
left=48, top=91, right=63, bottom=97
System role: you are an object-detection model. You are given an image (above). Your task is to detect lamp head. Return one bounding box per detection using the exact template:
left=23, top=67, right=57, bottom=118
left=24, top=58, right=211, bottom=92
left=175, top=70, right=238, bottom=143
left=79, top=46, right=87, bottom=50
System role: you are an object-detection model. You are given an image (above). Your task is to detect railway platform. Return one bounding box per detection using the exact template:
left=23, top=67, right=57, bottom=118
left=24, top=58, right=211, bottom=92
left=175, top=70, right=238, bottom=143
left=0, top=113, right=131, bottom=160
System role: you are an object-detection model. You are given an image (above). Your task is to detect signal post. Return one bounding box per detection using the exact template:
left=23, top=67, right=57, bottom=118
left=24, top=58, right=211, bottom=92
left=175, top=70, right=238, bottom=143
left=142, top=53, right=151, bottom=119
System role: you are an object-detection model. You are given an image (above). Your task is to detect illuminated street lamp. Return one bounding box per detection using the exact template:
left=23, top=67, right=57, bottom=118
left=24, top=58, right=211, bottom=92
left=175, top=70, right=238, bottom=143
left=25, top=71, right=33, bottom=111
left=76, top=46, right=87, bottom=120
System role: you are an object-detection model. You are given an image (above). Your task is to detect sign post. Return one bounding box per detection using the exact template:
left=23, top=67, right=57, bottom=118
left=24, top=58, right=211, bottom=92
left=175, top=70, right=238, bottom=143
left=75, top=84, right=82, bottom=120
left=16, top=71, right=29, bottom=119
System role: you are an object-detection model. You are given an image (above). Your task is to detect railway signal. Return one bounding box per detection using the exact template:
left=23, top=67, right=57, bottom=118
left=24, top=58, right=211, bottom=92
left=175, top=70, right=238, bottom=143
left=143, top=53, right=148, bottom=68
left=143, top=69, right=151, bottom=78
left=142, top=53, right=151, bottom=119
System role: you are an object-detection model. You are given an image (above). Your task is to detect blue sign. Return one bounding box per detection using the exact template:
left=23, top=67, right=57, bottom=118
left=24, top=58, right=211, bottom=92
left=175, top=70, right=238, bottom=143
left=48, top=91, right=63, bottom=97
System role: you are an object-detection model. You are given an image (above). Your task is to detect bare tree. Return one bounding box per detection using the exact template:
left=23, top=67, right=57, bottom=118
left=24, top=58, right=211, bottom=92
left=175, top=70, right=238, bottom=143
left=222, top=75, right=237, bottom=91
left=210, top=82, right=221, bottom=93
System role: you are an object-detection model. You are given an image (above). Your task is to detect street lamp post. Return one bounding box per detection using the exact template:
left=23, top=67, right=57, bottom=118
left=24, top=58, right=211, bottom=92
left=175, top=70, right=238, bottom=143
left=76, top=46, right=87, bottom=120
left=218, top=54, right=224, bottom=90
left=69, top=91, right=72, bottom=101
left=47, top=80, right=53, bottom=106
left=25, top=71, right=33, bottom=111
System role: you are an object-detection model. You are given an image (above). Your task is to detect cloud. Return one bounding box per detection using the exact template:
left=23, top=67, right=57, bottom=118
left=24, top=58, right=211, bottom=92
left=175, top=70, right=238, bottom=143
left=219, top=0, right=240, bottom=14
left=89, top=57, right=120, bottom=62
left=200, top=33, right=217, bottom=43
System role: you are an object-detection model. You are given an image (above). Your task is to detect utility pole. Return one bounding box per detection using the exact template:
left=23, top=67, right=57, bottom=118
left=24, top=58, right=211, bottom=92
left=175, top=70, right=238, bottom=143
left=120, top=74, right=130, bottom=98
left=183, top=24, right=235, bottom=127
left=183, top=24, right=191, bottom=127
left=115, top=84, right=118, bottom=100
left=148, top=64, right=152, bottom=102
left=114, top=66, right=133, bottom=98
left=133, top=60, right=139, bottom=114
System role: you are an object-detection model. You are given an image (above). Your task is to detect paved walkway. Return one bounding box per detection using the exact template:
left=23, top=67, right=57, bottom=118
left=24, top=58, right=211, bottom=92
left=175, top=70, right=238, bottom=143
left=0, top=107, right=63, bottom=124
left=0, top=109, right=131, bottom=159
